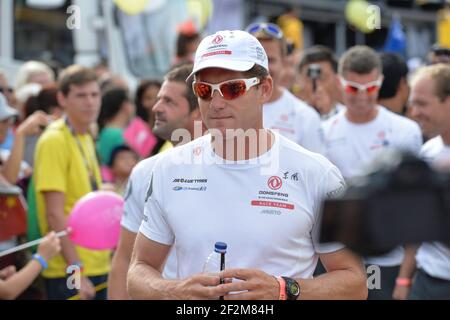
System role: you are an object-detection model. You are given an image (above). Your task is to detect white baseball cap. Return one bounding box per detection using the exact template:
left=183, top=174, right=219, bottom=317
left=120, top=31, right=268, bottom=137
left=0, top=93, right=18, bottom=122
left=187, top=30, right=269, bottom=80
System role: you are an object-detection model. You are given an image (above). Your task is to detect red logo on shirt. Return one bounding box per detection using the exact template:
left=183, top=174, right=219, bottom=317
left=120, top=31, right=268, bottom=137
left=268, top=176, right=282, bottom=190
left=212, top=35, right=223, bottom=44
left=193, top=146, right=202, bottom=156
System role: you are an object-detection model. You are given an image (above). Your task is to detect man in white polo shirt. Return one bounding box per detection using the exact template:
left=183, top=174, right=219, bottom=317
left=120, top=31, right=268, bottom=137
left=398, top=63, right=450, bottom=299
left=127, top=30, right=367, bottom=300
left=322, top=45, right=423, bottom=300
left=245, top=23, right=324, bottom=154
left=107, top=64, right=202, bottom=299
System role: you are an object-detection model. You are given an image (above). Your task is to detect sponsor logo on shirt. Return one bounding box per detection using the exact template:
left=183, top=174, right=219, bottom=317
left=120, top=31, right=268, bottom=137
left=370, top=130, right=390, bottom=150
left=172, top=178, right=208, bottom=183
left=173, top=186, right=207, bottom=192
left=251, top=200, right=294, bottom=210
left=267, top=176, right=282, bottom=190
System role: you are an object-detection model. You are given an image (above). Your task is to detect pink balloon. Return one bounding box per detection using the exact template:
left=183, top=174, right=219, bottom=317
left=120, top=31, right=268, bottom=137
left=67, top=191, right=124, bottom=250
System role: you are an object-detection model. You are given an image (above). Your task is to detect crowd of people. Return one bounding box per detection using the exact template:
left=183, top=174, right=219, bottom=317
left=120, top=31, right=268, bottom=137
left=0, top=20, right=449, bottom=300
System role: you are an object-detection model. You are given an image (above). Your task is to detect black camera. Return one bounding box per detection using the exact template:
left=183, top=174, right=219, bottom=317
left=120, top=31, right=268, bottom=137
left=319, top=152, right=450, bottom=256
left=307, top=64, right=321, bottom=93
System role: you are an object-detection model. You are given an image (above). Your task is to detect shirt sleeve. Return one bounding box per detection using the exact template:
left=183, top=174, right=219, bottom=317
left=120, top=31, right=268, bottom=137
left=120, top=172, right=143, bottom=233
left=34, top=133, right=68, bottom=193
left=298, top=107, right=326, bottom=155
left=311, top=164, right=346, bottom=254
left=138, top=163, right=175, bottom=246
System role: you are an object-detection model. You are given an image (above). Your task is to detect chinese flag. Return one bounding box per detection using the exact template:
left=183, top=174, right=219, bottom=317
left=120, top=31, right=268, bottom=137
left=0, top=194, right=27, bottom=241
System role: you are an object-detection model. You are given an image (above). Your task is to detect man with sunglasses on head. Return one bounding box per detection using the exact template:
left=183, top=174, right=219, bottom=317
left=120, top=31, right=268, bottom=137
left=245, top=22, right=324, bottom=154
left=322, top=45, right=423, bottom=300
left=128, top=30, right=367, bottom=300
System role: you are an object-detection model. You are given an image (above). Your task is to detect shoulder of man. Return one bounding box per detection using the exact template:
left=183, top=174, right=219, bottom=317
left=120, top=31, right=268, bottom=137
left=36, top=119, right=68, bottom=149
left=277, top=133, right=336, bottom=172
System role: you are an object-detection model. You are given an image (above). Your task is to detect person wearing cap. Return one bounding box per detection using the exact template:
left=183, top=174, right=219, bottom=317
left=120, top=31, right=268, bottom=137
left=245, top=22, right=324, bottom=154
left=322, top=46, right=423, bottom=300
left=128, top=30, right=367, bottom=300
left=0, top=92, right=49, bottom=184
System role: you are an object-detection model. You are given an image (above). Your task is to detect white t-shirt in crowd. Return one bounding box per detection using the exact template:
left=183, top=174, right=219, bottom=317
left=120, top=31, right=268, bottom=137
left=416, top=136, right=450, bottom=281
left=139, top=132, right=345, bottom=279
left=263, top=89, right=324, bottom=154
left=320, top=103, right=346, bottom=121
left=121, top=153, right=177, bottom=279
left=322, top=106, right=423, bottom=267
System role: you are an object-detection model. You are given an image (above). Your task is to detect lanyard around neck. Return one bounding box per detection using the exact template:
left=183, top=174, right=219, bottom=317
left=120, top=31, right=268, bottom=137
left=65, top=118, right=98, bottom=191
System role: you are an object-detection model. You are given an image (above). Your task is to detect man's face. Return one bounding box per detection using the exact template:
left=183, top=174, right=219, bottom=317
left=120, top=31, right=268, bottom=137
left=152, top=81, right=192, bottom=141
left=195, top=68, right=272, bottom=137
left=298, top=61, right=339, bottom=109
left=409, top=76, right=450, bottom=138
left=259, top=39, right=284, bottom=88
left=58, top=81, right=101, bottom=127
left=341, top=69, right=381, bottom=118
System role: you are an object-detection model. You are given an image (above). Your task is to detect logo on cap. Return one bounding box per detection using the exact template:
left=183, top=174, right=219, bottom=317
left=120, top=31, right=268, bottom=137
left=212, top=34, right=224, bottom=45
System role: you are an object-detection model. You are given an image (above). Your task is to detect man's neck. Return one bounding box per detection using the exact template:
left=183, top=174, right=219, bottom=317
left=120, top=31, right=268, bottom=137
left=345, top=106, right=379, bottom=124
left=211, top=128, right=274, bottom=161
left=378, top=97, right=403, bottom=114
left=441, top=129, right=450, bottom=146
left=267, top=85, right=284, bottom=103
left=66, top=116, right=90, bottom=135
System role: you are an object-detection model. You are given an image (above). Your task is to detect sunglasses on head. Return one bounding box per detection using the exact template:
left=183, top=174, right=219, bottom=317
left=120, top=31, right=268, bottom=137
left=340, top=77, right=382, bottom=95
left=192, top=77, right=260, bottom=101
left=245, top=22, right=283, bottom=39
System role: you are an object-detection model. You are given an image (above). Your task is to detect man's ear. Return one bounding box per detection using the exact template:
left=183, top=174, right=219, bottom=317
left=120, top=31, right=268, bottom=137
left=259, top=76, right=274, bottom=103
left=57, top=91, right=67, bottom=111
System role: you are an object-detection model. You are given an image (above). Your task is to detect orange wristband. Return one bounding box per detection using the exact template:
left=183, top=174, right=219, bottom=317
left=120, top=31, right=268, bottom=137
left=396, top=278, right=412, bottom=287
left=276, top=276, right=287, bottom=300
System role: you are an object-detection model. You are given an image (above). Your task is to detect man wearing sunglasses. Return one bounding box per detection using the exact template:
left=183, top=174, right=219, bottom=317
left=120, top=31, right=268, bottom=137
left=128, top=30, right=367, bottom=300
left=245, top=22, right=324, bottom=154
left=322, top=45, right=423, bottom=300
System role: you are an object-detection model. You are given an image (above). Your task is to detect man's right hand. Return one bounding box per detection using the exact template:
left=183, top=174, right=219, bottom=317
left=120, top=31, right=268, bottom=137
left=174, top=273, right=227, bottom=300
left=78, top=276, right=96, bottom=300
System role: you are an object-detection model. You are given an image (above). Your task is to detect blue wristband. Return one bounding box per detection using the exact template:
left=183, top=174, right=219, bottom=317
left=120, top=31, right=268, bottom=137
left=32, top=254, right=48, bottom=270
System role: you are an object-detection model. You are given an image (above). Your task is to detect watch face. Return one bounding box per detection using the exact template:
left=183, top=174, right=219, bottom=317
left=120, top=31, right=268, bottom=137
left=288, top=282, right=300, bottom=296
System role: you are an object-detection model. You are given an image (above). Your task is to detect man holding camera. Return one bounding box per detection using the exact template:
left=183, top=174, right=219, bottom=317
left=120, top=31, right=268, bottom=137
left=322, top=45, right=423, bottom=299
left=245, top=23, right=324, bottom=154
left=297, top=45, right=345, bottom=121
left=402, top=63, right=450, bottom=299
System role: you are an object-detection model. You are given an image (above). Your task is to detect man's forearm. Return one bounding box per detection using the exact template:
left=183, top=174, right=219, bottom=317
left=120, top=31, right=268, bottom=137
left=296, top=268, right=368, bottom=300
left=108, top=253, right=132, bottom=300
left=1, top=133, right=25, bottom=184
left=127, top=261, right=180, bottom=300
left=398, top=245, right=419, bottom=279
left=47, top=211, right=80, bottom=266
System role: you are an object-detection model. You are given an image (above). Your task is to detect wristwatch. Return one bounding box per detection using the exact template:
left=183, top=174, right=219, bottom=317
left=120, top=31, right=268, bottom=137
left=282, top=276, right=301, bottom=300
